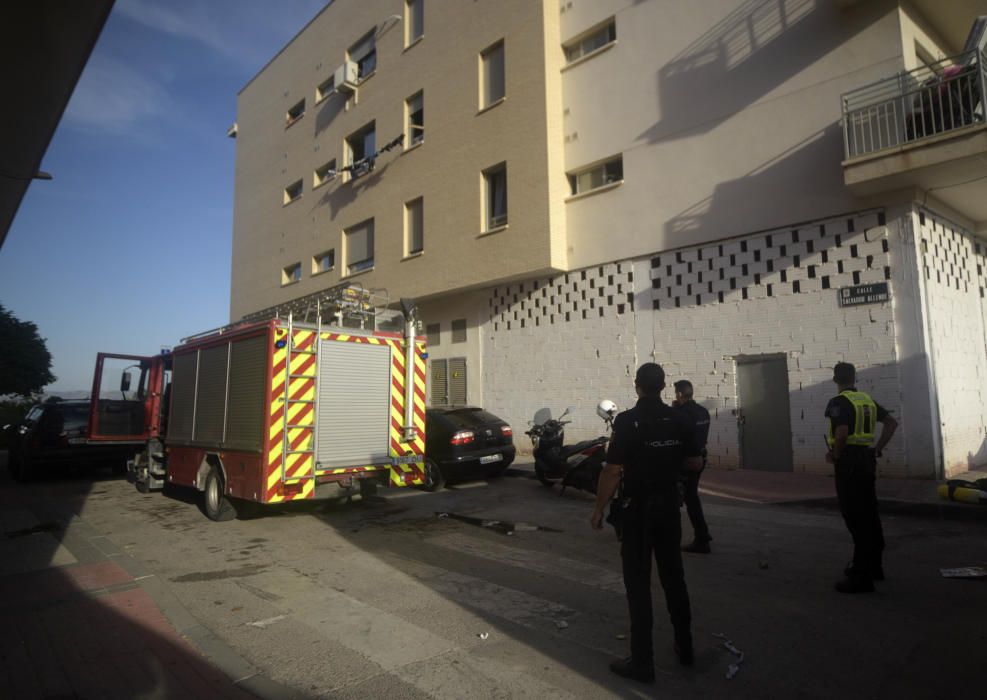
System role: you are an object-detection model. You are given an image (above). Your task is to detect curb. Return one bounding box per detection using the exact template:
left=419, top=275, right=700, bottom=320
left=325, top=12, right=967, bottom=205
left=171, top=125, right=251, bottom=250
left=773, top=496, right=987, bottom=522
left=35, top=501, right=303, bottom=700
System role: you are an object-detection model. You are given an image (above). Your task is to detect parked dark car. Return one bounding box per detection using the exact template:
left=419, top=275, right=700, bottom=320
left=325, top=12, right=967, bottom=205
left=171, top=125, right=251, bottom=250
left=423, top=406, right=516, bottom=491
left=4, top=400, right=142, bottom=481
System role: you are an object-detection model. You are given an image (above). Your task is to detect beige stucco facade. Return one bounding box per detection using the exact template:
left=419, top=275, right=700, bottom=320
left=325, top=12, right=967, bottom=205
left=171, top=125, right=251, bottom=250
left=230, top=0, right=987, bottom=478
left=232, top=1, right=984, bottom=319
left=230, top=0, right=568, bottom=321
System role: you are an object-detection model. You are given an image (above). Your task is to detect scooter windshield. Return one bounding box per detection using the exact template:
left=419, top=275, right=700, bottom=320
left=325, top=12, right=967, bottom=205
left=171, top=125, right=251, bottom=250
left=531, top=407, right=553, bottom=426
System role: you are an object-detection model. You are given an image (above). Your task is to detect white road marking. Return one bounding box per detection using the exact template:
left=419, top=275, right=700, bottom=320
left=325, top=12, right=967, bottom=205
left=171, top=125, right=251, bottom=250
left=243, top=563, right=583, bottom=698
left=427, top=532, right=626, bottom=594
left=698, top=487, right=765, bottom=504
left=381, top=552, right=625, bottom=657
left=247, top=569, right=456, bottom=669
left=246, top=614, right=287, bottom=628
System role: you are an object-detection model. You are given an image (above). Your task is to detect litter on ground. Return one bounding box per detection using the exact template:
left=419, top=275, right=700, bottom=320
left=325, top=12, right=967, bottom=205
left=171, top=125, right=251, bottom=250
left=940, top=567, right=987, bottom=578
left=713, top=632, right=746, bottom=680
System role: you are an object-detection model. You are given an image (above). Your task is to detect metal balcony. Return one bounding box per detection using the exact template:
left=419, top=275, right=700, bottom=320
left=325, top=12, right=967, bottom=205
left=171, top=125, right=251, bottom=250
left=842, top=49, right=986, bottom=160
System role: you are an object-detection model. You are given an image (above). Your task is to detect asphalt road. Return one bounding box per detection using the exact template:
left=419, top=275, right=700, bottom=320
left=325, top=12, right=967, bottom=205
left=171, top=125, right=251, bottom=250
left=3, top=460, right=987, bottom=699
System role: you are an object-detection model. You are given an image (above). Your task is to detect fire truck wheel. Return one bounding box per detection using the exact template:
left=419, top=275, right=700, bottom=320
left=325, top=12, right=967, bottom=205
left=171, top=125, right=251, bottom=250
left=359, top=478, right=379, bottom=499
left=422, top=459, right=445, bottom=492
left=204, top=465, right=236, bottom=522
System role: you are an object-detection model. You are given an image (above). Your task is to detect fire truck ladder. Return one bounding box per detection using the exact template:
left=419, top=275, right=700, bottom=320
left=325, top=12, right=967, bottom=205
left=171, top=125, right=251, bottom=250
left=281, top=312, right=318, bottom=485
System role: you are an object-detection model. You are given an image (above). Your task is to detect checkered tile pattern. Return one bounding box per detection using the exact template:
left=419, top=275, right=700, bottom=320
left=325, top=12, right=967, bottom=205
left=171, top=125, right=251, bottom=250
left=648, top=210, right=889, bottom=309
left=490, top=262, right=634, bottom=331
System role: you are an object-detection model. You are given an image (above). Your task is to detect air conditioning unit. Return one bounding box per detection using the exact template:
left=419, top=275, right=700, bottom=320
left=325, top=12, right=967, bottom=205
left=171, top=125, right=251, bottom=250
left=334, top=60, right=359, bottom=93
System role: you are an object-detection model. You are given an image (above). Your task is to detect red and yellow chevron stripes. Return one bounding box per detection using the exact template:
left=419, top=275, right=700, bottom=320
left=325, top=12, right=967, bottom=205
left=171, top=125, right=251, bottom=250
left=388, top=340, right=426, bottom=485
left=265, top=327, right=427, bottom=501
left=266, top=328, right=317, bottom=503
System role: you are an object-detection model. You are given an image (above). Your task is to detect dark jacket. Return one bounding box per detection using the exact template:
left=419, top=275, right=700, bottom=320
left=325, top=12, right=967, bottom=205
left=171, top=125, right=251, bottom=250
left=606, top=397, right=701, bottom=494
left=675, top=400, right=710, bottom=453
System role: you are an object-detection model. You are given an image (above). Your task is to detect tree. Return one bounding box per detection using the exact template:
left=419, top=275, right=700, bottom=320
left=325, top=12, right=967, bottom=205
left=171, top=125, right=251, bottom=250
left=0, top=304, right=55, bottom=397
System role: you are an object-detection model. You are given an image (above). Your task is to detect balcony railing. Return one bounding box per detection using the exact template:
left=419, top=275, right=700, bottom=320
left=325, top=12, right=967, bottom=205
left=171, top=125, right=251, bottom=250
left=842, top=49, right=986, bottom=160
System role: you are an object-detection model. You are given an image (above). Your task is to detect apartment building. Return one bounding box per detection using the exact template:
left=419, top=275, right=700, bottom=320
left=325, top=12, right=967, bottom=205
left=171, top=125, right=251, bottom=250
left=230, top=0, right=987, bottom=479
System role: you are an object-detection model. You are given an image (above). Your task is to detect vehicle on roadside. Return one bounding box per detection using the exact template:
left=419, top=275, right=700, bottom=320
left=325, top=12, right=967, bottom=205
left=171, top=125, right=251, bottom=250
left=4, top=400, right=142, bottom=481
left=87, top=283, right=428, bottom=521
left=524, top=401, right=617, bottom=495
left=423, top=407, right=516, bottom=491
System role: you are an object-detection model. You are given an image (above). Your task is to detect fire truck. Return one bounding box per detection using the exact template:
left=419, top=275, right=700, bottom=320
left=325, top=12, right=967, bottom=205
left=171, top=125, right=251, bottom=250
left=87, top=284, right=427, bottom=520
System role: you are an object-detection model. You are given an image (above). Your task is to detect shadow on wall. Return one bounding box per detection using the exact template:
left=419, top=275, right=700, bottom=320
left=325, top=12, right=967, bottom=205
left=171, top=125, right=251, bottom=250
left=663, top=123, right=848, bottom=248
left=638, top=0, right=882, bottom=145
left=316, top=162, right=386, bottom=223
left=967, top=439, right=987, bottom=471
left=314, top=92, right=345, bottom=138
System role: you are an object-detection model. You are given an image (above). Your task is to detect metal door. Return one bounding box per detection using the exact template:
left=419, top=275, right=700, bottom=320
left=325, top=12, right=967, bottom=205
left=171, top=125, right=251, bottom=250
left=429, top=358, right=467, bottom=406
left=316, top=339, right=391, bottom=468
left=88, top=353, right=159, bottom=441
left=736, top=355, right=793, bottom=472
left=429, top=358, right=448, bottom=406
left=448, top=358, right=467, bottom=405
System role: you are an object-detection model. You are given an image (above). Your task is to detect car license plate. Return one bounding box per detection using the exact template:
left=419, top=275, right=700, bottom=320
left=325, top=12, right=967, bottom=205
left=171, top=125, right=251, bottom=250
left=479, top=454, right=503, bottom=465
left=392, top=455, right=421, bottom=465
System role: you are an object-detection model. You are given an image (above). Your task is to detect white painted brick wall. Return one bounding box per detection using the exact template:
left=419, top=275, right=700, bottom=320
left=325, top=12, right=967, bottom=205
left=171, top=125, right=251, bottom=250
left=478, top=209, right=927, bottom=476
left=644, top=210, right=902, bottom=476
left=919, top=211, right=987, bottom=474
left=483, top=266, right=638, bottom=446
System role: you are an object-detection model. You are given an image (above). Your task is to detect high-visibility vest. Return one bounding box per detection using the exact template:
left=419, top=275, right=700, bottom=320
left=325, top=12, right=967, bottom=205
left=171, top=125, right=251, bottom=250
left=827, top=390, right=877, bottom=448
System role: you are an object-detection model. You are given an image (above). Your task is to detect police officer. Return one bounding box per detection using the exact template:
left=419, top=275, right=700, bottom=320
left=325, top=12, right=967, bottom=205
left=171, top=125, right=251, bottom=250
left=591, top=363, right=702, bottom=682
left=825, top=362, right=898, bottom=593
left=673, top=380, right=712, bottom=553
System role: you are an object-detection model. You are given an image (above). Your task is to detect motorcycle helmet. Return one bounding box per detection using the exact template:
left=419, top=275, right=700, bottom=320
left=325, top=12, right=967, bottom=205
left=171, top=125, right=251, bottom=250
left=596, top=399, right=618, bottom=422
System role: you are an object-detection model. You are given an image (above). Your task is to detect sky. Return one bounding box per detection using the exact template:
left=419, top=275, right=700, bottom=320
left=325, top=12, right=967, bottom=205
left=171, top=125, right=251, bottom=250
left=0, top=0, right=327, bottom=393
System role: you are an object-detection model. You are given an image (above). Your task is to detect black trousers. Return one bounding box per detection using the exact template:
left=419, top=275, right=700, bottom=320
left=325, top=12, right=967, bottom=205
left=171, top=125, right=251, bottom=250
left=683, top=456, right=710, bottom=542
left=620, top=492, right=691, bottom=665
left=834, top=448, right=884, bottom=578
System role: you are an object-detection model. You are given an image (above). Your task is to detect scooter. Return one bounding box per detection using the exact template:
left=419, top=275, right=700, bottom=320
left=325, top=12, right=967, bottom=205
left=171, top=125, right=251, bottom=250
left=525, top=401, right=618, bottom=495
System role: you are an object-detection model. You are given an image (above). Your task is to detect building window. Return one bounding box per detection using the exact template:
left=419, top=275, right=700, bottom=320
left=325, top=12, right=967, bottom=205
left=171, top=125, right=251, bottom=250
left=406, top=92, right=424, bottom=146
left=480, top=40, right=505, bottom=108
left=281, top=263, right=301, bottom=286
left=406, top=0, right=424, bottom=45
left=286, top=99, right=305, bottom=126
left=348, top=31, right=377, bottom=80
left=564, top=19, right=616, bottom=63
left=314, top=160, right=336, bottom=188
left=483, top=163, right=508, bottom=230
left=568, top=156, right=623, bottom=195
left=405, top=197, right=424, bottom=255
left=426, top=323, right=440, bottom=346
left=452, top=319, right=467, bottom=343
left=284, top=179, right=303, bottom=205
left=344, top=219, right=374, bottom=274
left=316, top=75, right=335, bottom=102
left=345, top=121, right=376, bottom=180
left=312, top=249, right=335, bottom=275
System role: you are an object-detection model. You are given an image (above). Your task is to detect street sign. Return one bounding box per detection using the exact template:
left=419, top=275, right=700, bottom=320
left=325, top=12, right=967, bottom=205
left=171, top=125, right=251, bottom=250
left=838, top=282, right=890, bottom=307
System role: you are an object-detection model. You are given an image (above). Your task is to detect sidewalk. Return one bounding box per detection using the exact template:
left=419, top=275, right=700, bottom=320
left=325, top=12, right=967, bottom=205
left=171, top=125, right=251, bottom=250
left=0, top=467, right=300, bottom=699
left=700, top=467, right=987, bottom=520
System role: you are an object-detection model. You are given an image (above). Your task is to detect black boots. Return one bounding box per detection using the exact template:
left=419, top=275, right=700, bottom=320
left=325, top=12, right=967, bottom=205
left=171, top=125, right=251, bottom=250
left=609, top=657, right=655, bottom=683
left=834, top=574, right=875, bottom=593
left=682, top=539, right=711, bottom=554
left=844, top=561, right=884, bottom=581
